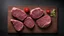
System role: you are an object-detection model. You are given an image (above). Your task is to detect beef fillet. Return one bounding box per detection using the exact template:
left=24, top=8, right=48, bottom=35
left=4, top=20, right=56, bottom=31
left=11, top=19, right=24, bottom=31
left=36, top=15, right=51, bottom=28
left=30, top=7, right=44, bottom=19
left=11, top=7, right=27, bottom=21
left=24, top=17, right=35, bottom=28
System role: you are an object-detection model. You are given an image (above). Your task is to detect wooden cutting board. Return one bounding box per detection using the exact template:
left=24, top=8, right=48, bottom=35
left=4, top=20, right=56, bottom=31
left=8, top=6, right=57, bottom=33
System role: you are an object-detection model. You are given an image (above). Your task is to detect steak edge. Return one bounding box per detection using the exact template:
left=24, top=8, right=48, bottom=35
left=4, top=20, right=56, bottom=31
left=24, top=17, right=35, bottom=28
left=30, top=7, right=44, bottom=19
left=36, top=15, right=51, bottom=28
left=11, top=19, right=24, bottom=31
left=11, top=7, right=27, bottom=21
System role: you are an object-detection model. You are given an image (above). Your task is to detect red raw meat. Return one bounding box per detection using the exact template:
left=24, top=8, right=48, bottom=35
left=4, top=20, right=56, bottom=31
left=11, top=7, right=27, bottom=21
left=24, top=17, right=35, bottom=28
left=11, top=19, right=24, bottom=31
left=30, top=7, right=44, bottom=19
left=36, top=15, right=51, bottom=28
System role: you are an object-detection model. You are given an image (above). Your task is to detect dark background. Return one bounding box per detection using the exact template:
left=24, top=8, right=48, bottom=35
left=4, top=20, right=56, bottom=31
left=0, top=0, right=64, bottom=36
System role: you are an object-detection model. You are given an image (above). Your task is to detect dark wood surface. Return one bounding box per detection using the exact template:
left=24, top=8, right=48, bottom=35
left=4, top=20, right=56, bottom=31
left=8, top=6, right=57, bottom=33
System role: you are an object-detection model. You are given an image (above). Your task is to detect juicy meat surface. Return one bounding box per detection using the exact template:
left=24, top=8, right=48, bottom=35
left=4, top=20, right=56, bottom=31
left=36, top=15, right=51, bottom=28
left=24, top=17, right=35, bottom=28
left=11, top=19, right=24, bottom=31
left=30, top=7, right=44, bottom=19
left=11, top=7, right=27, bottom=21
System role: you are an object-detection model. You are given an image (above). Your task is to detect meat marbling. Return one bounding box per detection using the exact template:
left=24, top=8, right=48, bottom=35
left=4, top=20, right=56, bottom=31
left=30, top=7, right=44, bottom=19
left=11, top=19, right=24, bottom=31
left=11, top=7, right=27, bottom=21
left=24, top=17, right=35, bottom=28
left=36, top=14, right=51, bottom=28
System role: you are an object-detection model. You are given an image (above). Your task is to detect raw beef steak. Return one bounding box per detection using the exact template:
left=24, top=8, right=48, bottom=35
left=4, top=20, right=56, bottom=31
left=30, top=7, right=44, bottom=19
left=24, top=17, right=35, bottom=28
left=36, top=15, right=51, bottom=28
left=11, top=19, right=24, bottom=31
left=11, top=7, right=27, bottom=21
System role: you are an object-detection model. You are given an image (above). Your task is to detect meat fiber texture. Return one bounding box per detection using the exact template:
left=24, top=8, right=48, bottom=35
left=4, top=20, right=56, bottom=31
left=11, top=19, right=24, bottom=31
left=36, top=15, right=51, bottom=28
left=24, top=17, right=35, bottom=28
left=11, top=7, right=27, bottom=21
left=30, top=7, right=51, bottom=28
left=10, top=7, right=51, bottom=31
left=30, top=7, right=44, bottom=19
